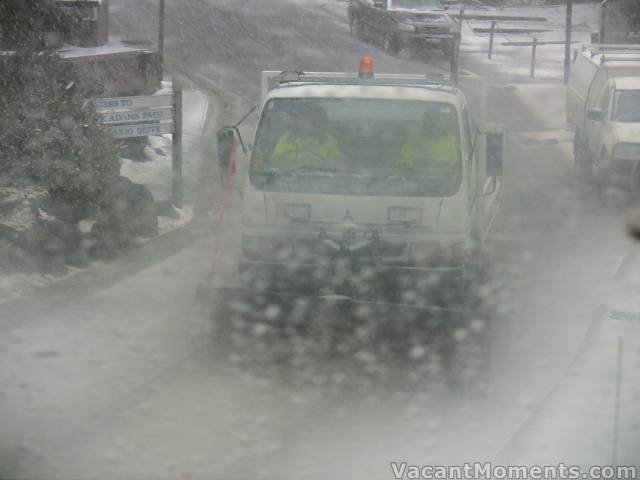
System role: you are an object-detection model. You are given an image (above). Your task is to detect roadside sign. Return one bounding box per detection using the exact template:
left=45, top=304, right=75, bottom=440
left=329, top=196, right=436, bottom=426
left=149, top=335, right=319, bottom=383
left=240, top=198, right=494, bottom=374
left=95, top=81, right=183, bottom=207
left=95, top=94, right=174, bottom=112
left=99, top=108, right=173, bottom=125
left=109, top=121, right=174, bottom=139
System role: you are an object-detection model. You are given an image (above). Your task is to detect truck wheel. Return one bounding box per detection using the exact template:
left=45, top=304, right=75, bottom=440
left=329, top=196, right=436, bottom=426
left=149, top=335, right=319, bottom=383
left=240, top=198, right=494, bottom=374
left=574, top=130, right=593, bottom=180
left=383, top=33, right=400, bottom=55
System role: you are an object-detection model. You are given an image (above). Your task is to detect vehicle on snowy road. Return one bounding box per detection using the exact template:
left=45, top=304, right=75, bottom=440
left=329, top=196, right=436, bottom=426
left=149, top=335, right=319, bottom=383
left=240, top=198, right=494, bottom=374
left=212, top=59, right=504, bottom=384
left=347, top=0, right=458, bottom=58
left=568, top=45, right=640, bottom=193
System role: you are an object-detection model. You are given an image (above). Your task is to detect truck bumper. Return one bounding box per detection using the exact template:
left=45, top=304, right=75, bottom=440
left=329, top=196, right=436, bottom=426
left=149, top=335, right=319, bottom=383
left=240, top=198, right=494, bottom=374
left=239, top=258, right=469, bottom=307
left=398, top=32, right=454, bottom=48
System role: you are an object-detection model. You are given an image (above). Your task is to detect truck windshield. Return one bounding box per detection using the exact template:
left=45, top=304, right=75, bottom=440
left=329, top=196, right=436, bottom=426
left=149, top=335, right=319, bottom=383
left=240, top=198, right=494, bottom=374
left=251, top=97, right=462, bottom=197
left=390, top=0, right=444, bottom=10
left=613, top=90, right=640, bottom=122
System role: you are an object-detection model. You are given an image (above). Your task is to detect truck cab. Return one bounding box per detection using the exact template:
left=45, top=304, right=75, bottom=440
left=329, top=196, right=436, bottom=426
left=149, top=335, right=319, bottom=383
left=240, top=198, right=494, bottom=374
left=586, top=77, right=640, bottom=177
left=219, top=62, right=503, bottom=307
left=568, top=46, right=640, bottom=184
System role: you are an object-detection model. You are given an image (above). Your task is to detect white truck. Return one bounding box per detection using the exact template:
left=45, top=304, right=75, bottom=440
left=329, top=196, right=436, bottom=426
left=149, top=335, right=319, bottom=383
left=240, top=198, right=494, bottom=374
left=568, top=45, right=640, bottom=187
left=213, top=59, right=503, bottom=380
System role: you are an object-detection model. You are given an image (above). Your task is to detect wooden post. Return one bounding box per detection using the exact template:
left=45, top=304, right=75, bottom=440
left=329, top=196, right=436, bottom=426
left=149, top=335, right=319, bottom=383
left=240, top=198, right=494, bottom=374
left=159, top=0, right=165, bottom=69
left=488, top=21, right=496, bottom=60
left=172, top=79, right=183, bottom=208
left=530, top=37, right=538, bottom=78
left=564, top=0, right=573, bottom=84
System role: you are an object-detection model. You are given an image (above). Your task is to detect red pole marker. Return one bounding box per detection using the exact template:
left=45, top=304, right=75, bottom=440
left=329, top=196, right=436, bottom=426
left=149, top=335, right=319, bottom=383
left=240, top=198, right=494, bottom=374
left=209, top=140, right=238, bottom=279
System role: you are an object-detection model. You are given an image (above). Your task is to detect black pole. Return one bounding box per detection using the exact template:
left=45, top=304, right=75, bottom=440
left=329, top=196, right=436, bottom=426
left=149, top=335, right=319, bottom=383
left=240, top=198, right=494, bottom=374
left=600, top=0, right=607, bottom=45
left=172, top=78, right=183, bottom=208
left=564, top=0, right=573, bottom=84
left=489, top=21, right=496, bottom=60
left=159, top=0, right=165, bottom=68
left=613, top=337, right=624, bottom=465
left=530, top=37, right=538, bottom=78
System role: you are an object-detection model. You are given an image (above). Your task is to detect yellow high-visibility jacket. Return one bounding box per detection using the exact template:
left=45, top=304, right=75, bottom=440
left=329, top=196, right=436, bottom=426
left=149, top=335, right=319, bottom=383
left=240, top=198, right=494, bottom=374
left=272, top=131, right=345, bottom=163
left=397, top=132, right=459, bottom=169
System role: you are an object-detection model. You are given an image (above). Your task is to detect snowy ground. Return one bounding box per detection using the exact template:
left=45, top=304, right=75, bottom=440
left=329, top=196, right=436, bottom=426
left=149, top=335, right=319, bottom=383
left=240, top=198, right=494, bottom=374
left=3, top=0, right=640, bottom=477
left=458, top=2, right=598, bottom=80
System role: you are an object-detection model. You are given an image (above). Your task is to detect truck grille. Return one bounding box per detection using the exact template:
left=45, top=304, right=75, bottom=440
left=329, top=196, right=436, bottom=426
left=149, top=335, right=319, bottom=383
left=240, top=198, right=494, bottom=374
left=416, top=25, right=448, bottom=35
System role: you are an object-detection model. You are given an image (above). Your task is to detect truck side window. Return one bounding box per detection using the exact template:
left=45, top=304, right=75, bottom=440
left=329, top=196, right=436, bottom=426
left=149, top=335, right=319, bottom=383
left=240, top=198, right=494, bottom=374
left=599, top=87, right=611, bottom=118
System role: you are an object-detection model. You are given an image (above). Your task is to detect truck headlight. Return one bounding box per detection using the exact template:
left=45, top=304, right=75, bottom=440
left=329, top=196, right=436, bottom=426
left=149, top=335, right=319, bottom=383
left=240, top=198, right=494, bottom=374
left=613, top=143, right=640, bottom=159
left=388, top=206, right=422, bottom=223
left=242, top=235, right=293, bottom=260
left=397, top=23, right=416, bottom=32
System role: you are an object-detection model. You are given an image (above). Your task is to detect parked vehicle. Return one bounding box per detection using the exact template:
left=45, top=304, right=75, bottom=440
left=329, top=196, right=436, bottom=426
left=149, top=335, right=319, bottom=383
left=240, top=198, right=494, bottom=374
left=347, top=0, right=458, bottom=58
left=567, top=45, right=640, bottom=189
left=212, top=59, right=503, bottom=383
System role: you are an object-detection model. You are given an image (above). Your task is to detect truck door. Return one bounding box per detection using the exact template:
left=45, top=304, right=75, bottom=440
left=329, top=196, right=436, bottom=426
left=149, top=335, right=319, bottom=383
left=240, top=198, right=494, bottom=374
left=588, top=85, right=611, bottom=160
left=465, top=108, right=502, bottom=243
left=463, top=108, right=479, bottom=233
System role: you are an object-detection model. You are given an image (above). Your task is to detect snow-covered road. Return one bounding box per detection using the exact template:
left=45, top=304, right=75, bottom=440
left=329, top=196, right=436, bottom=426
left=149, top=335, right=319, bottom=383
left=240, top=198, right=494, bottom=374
left=1, top=0, right=639, bottom=478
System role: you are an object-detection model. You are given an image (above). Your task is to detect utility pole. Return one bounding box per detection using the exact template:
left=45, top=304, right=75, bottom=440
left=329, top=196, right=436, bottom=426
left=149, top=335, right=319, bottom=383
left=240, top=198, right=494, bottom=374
left=159, top=0, right=165, bottom=69
left=600, top=0, right=608, bottom=44
left=564, top=0, right=573, bottom=84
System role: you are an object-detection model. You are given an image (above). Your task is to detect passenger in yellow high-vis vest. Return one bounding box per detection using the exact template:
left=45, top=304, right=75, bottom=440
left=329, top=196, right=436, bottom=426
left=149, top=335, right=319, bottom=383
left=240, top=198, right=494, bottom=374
left=397, top=112, right=459, bottom=170
left=271, top=104, right=345, bottom=165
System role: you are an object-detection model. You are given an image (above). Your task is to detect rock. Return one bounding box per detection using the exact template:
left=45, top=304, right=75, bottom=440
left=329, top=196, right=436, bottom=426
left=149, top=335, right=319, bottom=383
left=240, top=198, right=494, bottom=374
left=89, top=176, right=158, bottom=258
left=103, top=176, right=158, bottom=237
left=14, top=213, right=84, bottom=273
left=37, top=193, right=95, bottom=223
left=122, top=138, right=148, bottom=160
left=87, top=211, right=127, bottom=258
left=156, top=201, right=181, bottom=219
left=126, top=183, right=158, bottom=237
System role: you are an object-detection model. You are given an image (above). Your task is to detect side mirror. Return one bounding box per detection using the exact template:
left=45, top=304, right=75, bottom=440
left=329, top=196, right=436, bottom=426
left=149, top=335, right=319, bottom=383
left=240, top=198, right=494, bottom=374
left=587, top=108, right=605, bottom=122
left=373, top=1, right=385, bottom=8
left=486, top=128, right=504, bottom=178
left=217, top=127, right=235, bottom=183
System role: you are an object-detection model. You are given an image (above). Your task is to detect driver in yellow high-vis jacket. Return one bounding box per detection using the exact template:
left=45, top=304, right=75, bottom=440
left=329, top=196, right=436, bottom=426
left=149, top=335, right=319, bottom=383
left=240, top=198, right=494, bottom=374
left=271, top=104, right=345, bottom=165
left=397, top=111, right=459, bottom=170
